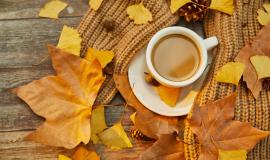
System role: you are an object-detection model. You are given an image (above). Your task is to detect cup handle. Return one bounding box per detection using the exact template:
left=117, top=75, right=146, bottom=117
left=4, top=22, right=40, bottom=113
left=204, top=36, right=218, bottom=51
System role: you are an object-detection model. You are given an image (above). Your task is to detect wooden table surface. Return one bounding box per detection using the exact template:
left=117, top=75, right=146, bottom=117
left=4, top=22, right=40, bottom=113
left=0, top=1, right=204, bottom=159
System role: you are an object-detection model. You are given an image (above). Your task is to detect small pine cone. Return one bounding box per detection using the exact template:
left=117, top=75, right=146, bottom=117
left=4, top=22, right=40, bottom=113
left=130, top=128, right=152, bottom=141
left=179, top=0, right=211, bottom=22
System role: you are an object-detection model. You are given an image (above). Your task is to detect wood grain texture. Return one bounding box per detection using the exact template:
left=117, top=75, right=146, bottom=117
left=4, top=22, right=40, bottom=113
left=0, top=0, right=88, bottom=20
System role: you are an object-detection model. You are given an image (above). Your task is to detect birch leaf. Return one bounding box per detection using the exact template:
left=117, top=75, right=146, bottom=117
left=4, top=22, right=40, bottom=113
left=250, top=55, right=270, bottom=79
left=99, top=122, right=132, bottom=150
left=155, top=85, right=181, bottom=107
left=127, top=3, right=153, bottom=25
left=209, top=0, right=234, bottom=15
left=39, top=0, right=68, bottom=19
left=218, top=150, right=247, bottom=160
left=257, top=4, right=270, bottom=25
left=215, top=62, right=245, bottom=85
left=130, top=112, right=136, bottom=124
left=91, top=106, right=107, bottom=144
left=89, top=0, right=104, bottom=11
left=85, top=48, right=114, bottom=68
left=57, top=25, right=82, bottom=56
left=170, top=0, right=191, bottom=13
left=58, top=155, right=71, bottom=160
left=72, top=146, right=100, bottom=160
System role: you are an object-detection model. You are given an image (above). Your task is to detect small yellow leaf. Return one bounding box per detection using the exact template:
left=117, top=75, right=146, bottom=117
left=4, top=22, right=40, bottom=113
left=91, top=106, right=107, bottom=144
left=85, top=48, right=114, bottom=68
left=218, top=150, right=247, bottom=160
left=216, top=62, right=245, bottom=85
left=99, top=122, right=133, bottom=150
left=127, top=3, right=153, bottom=25
left=130, top=112, right=136, bottom=124
left=257, top=4, right=270, bottom=25
left=57, top=25, right=82, bottom=56
left=39, top=0, right=68, bottom=19
left=155, top=85, right=181, bottom=107
left=89, top=0, right=104, bottom=11
left=58, top=155, right=71, bottom=160
left=250, top=55, right=270, bottom=79
left=209, top=0, right=234, bottom=15
left=72, top=146, right=100, bottom=160
left=170, top=0, right=191, bottom=13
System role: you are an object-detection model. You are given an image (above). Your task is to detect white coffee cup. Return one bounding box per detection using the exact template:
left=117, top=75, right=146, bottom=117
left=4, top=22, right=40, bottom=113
left=146, top=26, right=218, bottom=87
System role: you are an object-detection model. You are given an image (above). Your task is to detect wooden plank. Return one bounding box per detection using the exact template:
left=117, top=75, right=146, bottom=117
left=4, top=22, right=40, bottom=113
left=0, top=17, right=82, bottom=68
left=0, top=130, right=152, bottom=160
left=0, top=0, right=88, bottom=20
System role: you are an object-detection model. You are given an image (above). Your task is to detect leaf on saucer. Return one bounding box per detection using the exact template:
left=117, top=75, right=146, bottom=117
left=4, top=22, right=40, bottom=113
left=72, top=146, right=100, bottom=160
left=209, top=0, right=234, bottom=15
left=140, top=134, right=185, bottom=160
left=155, top=85, right=181, bottom=107
left=130, top=112, right=136, bottom=124
left=215, top=62, right=245, bottom=85
left=218, top=150, right=247, bottom=160
left=127, top=3, right=153, bottom=25
left=85, top=48, right=114, bottom=68
left=170, top=0, right=191, bottom=14
left=114, top=74, right=181, bottom=139
left=99, top=122, right=132, bottom=150
left=13, top=46, right=105, bottom=149
left=57, top=25, right=82, bottom=56
left=250, top=55, right=270, bottom=79
left=188, top=93, right=270, bottom=160
left=89, top=0, right=104, bottom=11
left=257, top=4, right=270, bottom=26
left=91, top=106, right=107, bottom=144
left=58, top=155, right=71, bottom=160
left=39, top=0, right=68, bottom=19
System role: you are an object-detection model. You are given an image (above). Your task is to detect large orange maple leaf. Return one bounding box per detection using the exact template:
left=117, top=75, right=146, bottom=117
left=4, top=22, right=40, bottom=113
left=13, top=45, right=105, bottom=149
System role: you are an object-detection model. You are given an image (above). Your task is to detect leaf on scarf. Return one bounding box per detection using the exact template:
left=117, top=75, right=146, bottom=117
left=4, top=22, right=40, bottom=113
left=218, top=150, right=247, bottom=160
left=188, top=93, right=270, bottom=160
left=257, top=4, right=270, bottom=25
left=85, top=48, right=114, bottom=68
left=140, top=134, right=185, bottom=160
left=170, top=0, right=191, bottom=13
left=91, top=106, right=107, bottom=144
left=215, top=62, right=245, bottom=85
left=155, top=85, right=181, bottom=107
left=99, top=122, right=133, bottom=150
left=130, top=112, right=136, bottom=124
left=72, top=146, right=100, bottom=160
left=89, top=0, right=104, bottom=11
left=127, top=3, right=153, bottom=25
left=39, top=0, right=68, bottom=19
left=209, top=0, right=234, bottom=15
left=13, top=46, right=105, bottom=149
left=58, top=155, right=71, bottom=160
left=114, top=74, right=181, bottom=140
left=57, top=25, right=82, bottom=56
left=250, top=55, right=270, bottom=79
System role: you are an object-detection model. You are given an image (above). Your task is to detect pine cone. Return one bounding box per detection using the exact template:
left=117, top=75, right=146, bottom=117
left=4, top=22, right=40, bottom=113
left=179, top=0, right=211, bottom=22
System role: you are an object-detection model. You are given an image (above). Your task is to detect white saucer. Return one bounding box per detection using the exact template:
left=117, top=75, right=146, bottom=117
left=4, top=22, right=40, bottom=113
left=128, top=47, right=211, bottom=117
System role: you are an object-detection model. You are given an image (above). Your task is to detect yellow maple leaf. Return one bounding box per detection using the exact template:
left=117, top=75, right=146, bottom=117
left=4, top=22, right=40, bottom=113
left=85, top=48, right=114, bottom=68
left=216, top=62, right=245, bottom=85
left=89, top=0, right=104, bottom=11
left=257, top=4, right=270, bottom=25
left=57, top=25, right=82, bottom=56
left=209, top=0, right=234, bottom=15
left=99, top=122, right=133, bottom=150
left=170, top=0, right=191, bottom=13
left=130, top=112, right=136, bottom=124
left=58, top=155, right=71, bottom=160
left=127, top=3, right=153, bottom=25
left=218, top=150, right=247, bottom=160
left=39, top=0, right=68, bottom=19
left=155, top=85, right=181, bottom=107
left=72, top=146, right=100, bottom=160
left=91, top=106, right=107, bottom=144
left=250, top=55, right=270, bottom=79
